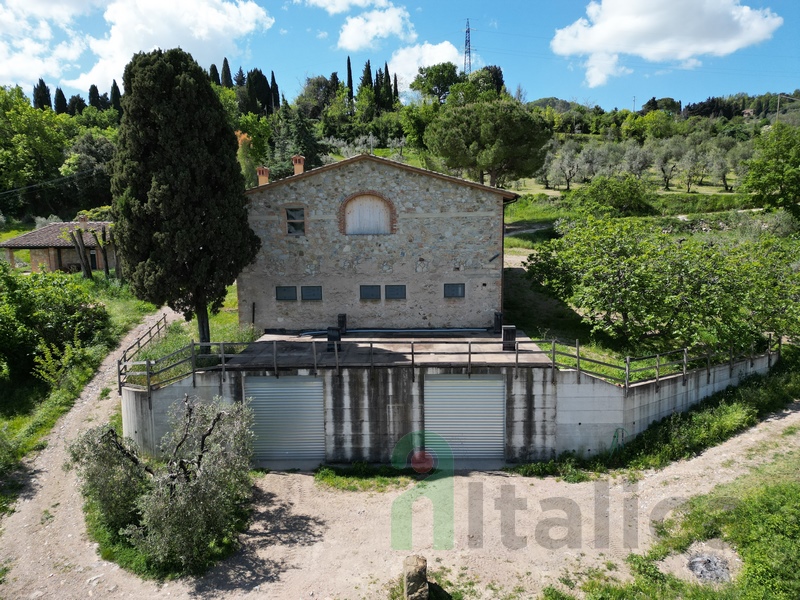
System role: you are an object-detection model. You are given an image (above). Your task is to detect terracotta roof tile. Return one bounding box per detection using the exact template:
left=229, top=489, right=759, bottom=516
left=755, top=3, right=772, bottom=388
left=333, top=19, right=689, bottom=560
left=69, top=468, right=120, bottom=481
left=0, top=222, right=112, bottom=249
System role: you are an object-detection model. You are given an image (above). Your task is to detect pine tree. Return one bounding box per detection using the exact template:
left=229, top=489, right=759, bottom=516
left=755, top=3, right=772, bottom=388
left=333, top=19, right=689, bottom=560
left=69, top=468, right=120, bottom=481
left=270, top=71, right=279, bottom=115
left=246, top=68, right=270, bottom=113
left=88, top=84, right=102, bottom=109
left=221, top=57, right=233, bottom=88
left=32, top=78, right=52, bottom=110
left=209, top=64, right=221, bottom=86
left=111, top=48, right=260, bottom=344
left=346, top=56, right=354, bottom=103
left=233, top=67, right=246, bottom=87
left=110, top=80, right=122, bottom=114
left=54, top=87, right=67, bottom=114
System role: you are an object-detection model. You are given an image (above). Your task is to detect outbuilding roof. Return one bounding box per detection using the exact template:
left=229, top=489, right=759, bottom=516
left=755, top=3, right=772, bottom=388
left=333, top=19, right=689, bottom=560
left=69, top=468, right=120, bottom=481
left=0, top=221, right=112, bottom=249
left=246, top=154, right=520, bottom=203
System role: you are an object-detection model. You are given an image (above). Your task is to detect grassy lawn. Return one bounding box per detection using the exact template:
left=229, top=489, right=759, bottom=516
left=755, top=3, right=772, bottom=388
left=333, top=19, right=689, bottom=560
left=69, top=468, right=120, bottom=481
left=0, top=223, right=34, bottom=265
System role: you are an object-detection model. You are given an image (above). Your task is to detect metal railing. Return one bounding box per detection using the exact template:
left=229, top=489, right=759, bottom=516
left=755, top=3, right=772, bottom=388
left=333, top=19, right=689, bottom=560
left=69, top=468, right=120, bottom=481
left=117, top=334, right=781, bottom=396
left=116, top=313, right=168, bottom=393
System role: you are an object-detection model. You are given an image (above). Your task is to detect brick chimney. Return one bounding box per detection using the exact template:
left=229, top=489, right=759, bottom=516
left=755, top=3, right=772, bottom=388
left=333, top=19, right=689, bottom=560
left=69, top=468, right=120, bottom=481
left=77, top=214, right=89, bottom=225
left=256, top=165, right=270, bottom=186
left=292, top=155, right=305, bottom=176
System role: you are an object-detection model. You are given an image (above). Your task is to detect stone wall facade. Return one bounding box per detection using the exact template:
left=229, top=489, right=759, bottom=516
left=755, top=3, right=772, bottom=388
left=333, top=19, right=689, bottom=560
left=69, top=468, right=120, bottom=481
left=237, top=156, right=513, bottom=332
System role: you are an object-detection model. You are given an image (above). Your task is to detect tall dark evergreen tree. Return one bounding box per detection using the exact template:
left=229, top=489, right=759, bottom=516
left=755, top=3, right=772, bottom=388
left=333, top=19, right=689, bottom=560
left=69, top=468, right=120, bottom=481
left=32, top=78, right=51, bottom=110
left=88, top=84, right=102, bottom=109
left=246, top=68, right=270, bottom=114
left=110, top=79, right=122, bottom=114
left=346, top=56, right=354, bottom=103
left=54, top=87, right=67, bottom=114
left=221, top=57, right=233, bottom=88
left=67, top=94, right=87, bottom=115
left=209, top=63, right=221, bottom=86
left=393, top=74, right=399, bottom=101
left=233, top=66, right=246, bottom=87
left=270, top=71, right=279, bottom=114
left=111, top=48, right=260, bottom=344
left=359, top=60, right=373, bottom=92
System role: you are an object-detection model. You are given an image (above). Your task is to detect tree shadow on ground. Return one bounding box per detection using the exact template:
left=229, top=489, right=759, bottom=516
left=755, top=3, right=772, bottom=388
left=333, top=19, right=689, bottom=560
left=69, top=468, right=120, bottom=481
left=189, top=485, right=326, bottom=596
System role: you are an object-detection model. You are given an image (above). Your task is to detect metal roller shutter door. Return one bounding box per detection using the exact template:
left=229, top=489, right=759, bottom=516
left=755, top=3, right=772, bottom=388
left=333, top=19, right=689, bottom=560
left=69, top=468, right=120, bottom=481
left=423, top=375, right=505, bottom=461
left=245, top=376, right=325, bottom=461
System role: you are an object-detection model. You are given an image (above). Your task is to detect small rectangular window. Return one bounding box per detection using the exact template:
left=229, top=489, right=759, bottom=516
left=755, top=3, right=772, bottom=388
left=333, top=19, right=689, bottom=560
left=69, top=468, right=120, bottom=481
left=286, top=208, right=306, bottom=235
left=301, top=286, right=322, bottom=301
left=276, top=286, right=297, bottom=301
left=444, top=283, right=465, bottom=298
left=360, top=285, right=381, bottom=300
left=385, top=284, right=406, bottom=300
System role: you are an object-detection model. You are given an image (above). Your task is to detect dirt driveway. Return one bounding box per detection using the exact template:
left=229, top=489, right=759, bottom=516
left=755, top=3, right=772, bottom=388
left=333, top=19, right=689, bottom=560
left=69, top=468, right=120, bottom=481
left=1, top=309, right=800, bottom=599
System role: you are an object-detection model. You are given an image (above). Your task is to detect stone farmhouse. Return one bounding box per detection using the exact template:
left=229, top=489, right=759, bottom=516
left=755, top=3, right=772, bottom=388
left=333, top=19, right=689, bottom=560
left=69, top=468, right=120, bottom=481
left=0, top=215, right=115, bottom=273
left=236, top=154, right=517, bottom=332
left=120, top=155, right=774, bottom=470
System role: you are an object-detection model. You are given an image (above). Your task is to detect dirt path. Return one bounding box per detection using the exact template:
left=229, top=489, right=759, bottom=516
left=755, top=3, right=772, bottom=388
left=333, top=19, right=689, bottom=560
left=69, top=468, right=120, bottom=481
left=1, top=308, right=799, bottom=599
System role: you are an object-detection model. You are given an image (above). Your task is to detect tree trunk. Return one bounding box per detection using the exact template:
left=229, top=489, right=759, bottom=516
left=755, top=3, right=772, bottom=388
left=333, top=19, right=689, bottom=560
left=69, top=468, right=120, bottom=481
left=69, top=229, right=94, bottom=280
left=196, top=301, right=211, bottom=345
left=90, top=227, right=111, bottom=279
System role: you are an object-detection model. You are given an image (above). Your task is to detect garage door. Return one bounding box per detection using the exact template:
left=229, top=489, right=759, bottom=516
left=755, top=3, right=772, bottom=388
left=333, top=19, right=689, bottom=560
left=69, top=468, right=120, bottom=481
left=244, top=376, right=325, bottom=462
left=423, top=375, right=505, bottom=461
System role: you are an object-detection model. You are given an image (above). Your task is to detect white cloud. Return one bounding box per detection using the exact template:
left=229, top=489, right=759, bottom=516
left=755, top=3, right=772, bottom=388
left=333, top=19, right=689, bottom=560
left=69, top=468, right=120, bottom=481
left=65, top=0, right=274, bottom=92
left=295, top=0, right=389, bottom=16
left=551, top=0, right=783, bottom=87
left=388, top=41, right=461, bottom=92
left=316, top=30, right=329, bottom=39
left=337, top=5, right=416, bottom=51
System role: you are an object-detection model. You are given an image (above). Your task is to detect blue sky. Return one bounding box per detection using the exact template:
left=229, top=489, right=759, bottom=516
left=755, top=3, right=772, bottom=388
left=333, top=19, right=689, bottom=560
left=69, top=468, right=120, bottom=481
left=1, top=0, right=798, bottom=111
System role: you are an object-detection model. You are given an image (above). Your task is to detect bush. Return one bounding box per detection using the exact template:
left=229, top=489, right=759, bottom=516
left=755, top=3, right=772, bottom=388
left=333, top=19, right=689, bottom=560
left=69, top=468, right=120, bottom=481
left=68, top=396, right=254, bottom=576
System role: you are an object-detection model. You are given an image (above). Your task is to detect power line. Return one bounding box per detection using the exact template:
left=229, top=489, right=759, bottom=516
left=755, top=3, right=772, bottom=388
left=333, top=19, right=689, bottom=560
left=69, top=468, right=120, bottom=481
left=0, top=169, right=96, bottom=198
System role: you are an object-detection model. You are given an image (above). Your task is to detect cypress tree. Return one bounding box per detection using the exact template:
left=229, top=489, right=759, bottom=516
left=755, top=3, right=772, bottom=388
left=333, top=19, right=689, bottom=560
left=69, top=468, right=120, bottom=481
left=270, top=71, right=279, bottom=115
left=233, top=66, right=246, bottom=87
left=360, top=60, right=373, bottom=91
left=88, top=84, right=101, bottom=109
left=209, top=64, right=221, bottom=85
left=393, top=74, right=399, bottom=101
left=346, top=56, right=354, bottom=103
left=110, top=80, right=122, bottom=114
left=111, top=48, right=260, bottom=344
left=32, top=78, right=52, bottom=110
left=384, top=62, right=393, bottom=108
left=54, top=87, right=67, bottom=114
left=221, top=57, right=233, bottom=88
left=67, top=94, right=87, bottom=115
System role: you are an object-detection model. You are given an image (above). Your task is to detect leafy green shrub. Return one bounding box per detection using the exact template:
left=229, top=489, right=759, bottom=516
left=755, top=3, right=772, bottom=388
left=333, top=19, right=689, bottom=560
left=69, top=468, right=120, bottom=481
left=0, top=262, right=110, bottom=380
left=0, top=427, right=16, bottom=477
left=68, top=396, right=254, bottom=576
left=566, top=174, right=658, bottom=217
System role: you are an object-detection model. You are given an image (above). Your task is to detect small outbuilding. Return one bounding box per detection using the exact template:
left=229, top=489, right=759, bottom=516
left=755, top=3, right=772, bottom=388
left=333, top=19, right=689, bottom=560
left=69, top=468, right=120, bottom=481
left=0, top=215, right=116, bottom=273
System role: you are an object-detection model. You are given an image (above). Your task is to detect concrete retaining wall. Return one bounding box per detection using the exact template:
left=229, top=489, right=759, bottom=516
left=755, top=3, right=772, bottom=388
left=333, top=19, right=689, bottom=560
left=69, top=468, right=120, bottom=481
left=122, top=355, right=772, bottom=466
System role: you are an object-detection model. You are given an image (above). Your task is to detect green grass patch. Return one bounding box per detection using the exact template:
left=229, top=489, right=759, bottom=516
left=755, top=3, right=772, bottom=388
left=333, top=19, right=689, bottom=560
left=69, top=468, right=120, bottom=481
left=507, top=345, right=800, bottom=482
left=504, top=193, right=579, bottom=225
left=581, top=450, right=800, bottom=600
left=314, top=461, right=422, bottom=492
left=651, top=191, right=757, bottom=216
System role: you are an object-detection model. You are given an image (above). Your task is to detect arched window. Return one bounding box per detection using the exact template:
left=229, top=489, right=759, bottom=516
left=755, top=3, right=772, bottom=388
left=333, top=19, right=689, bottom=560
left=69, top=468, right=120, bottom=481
left=344, top=194, right=393, bottom=235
